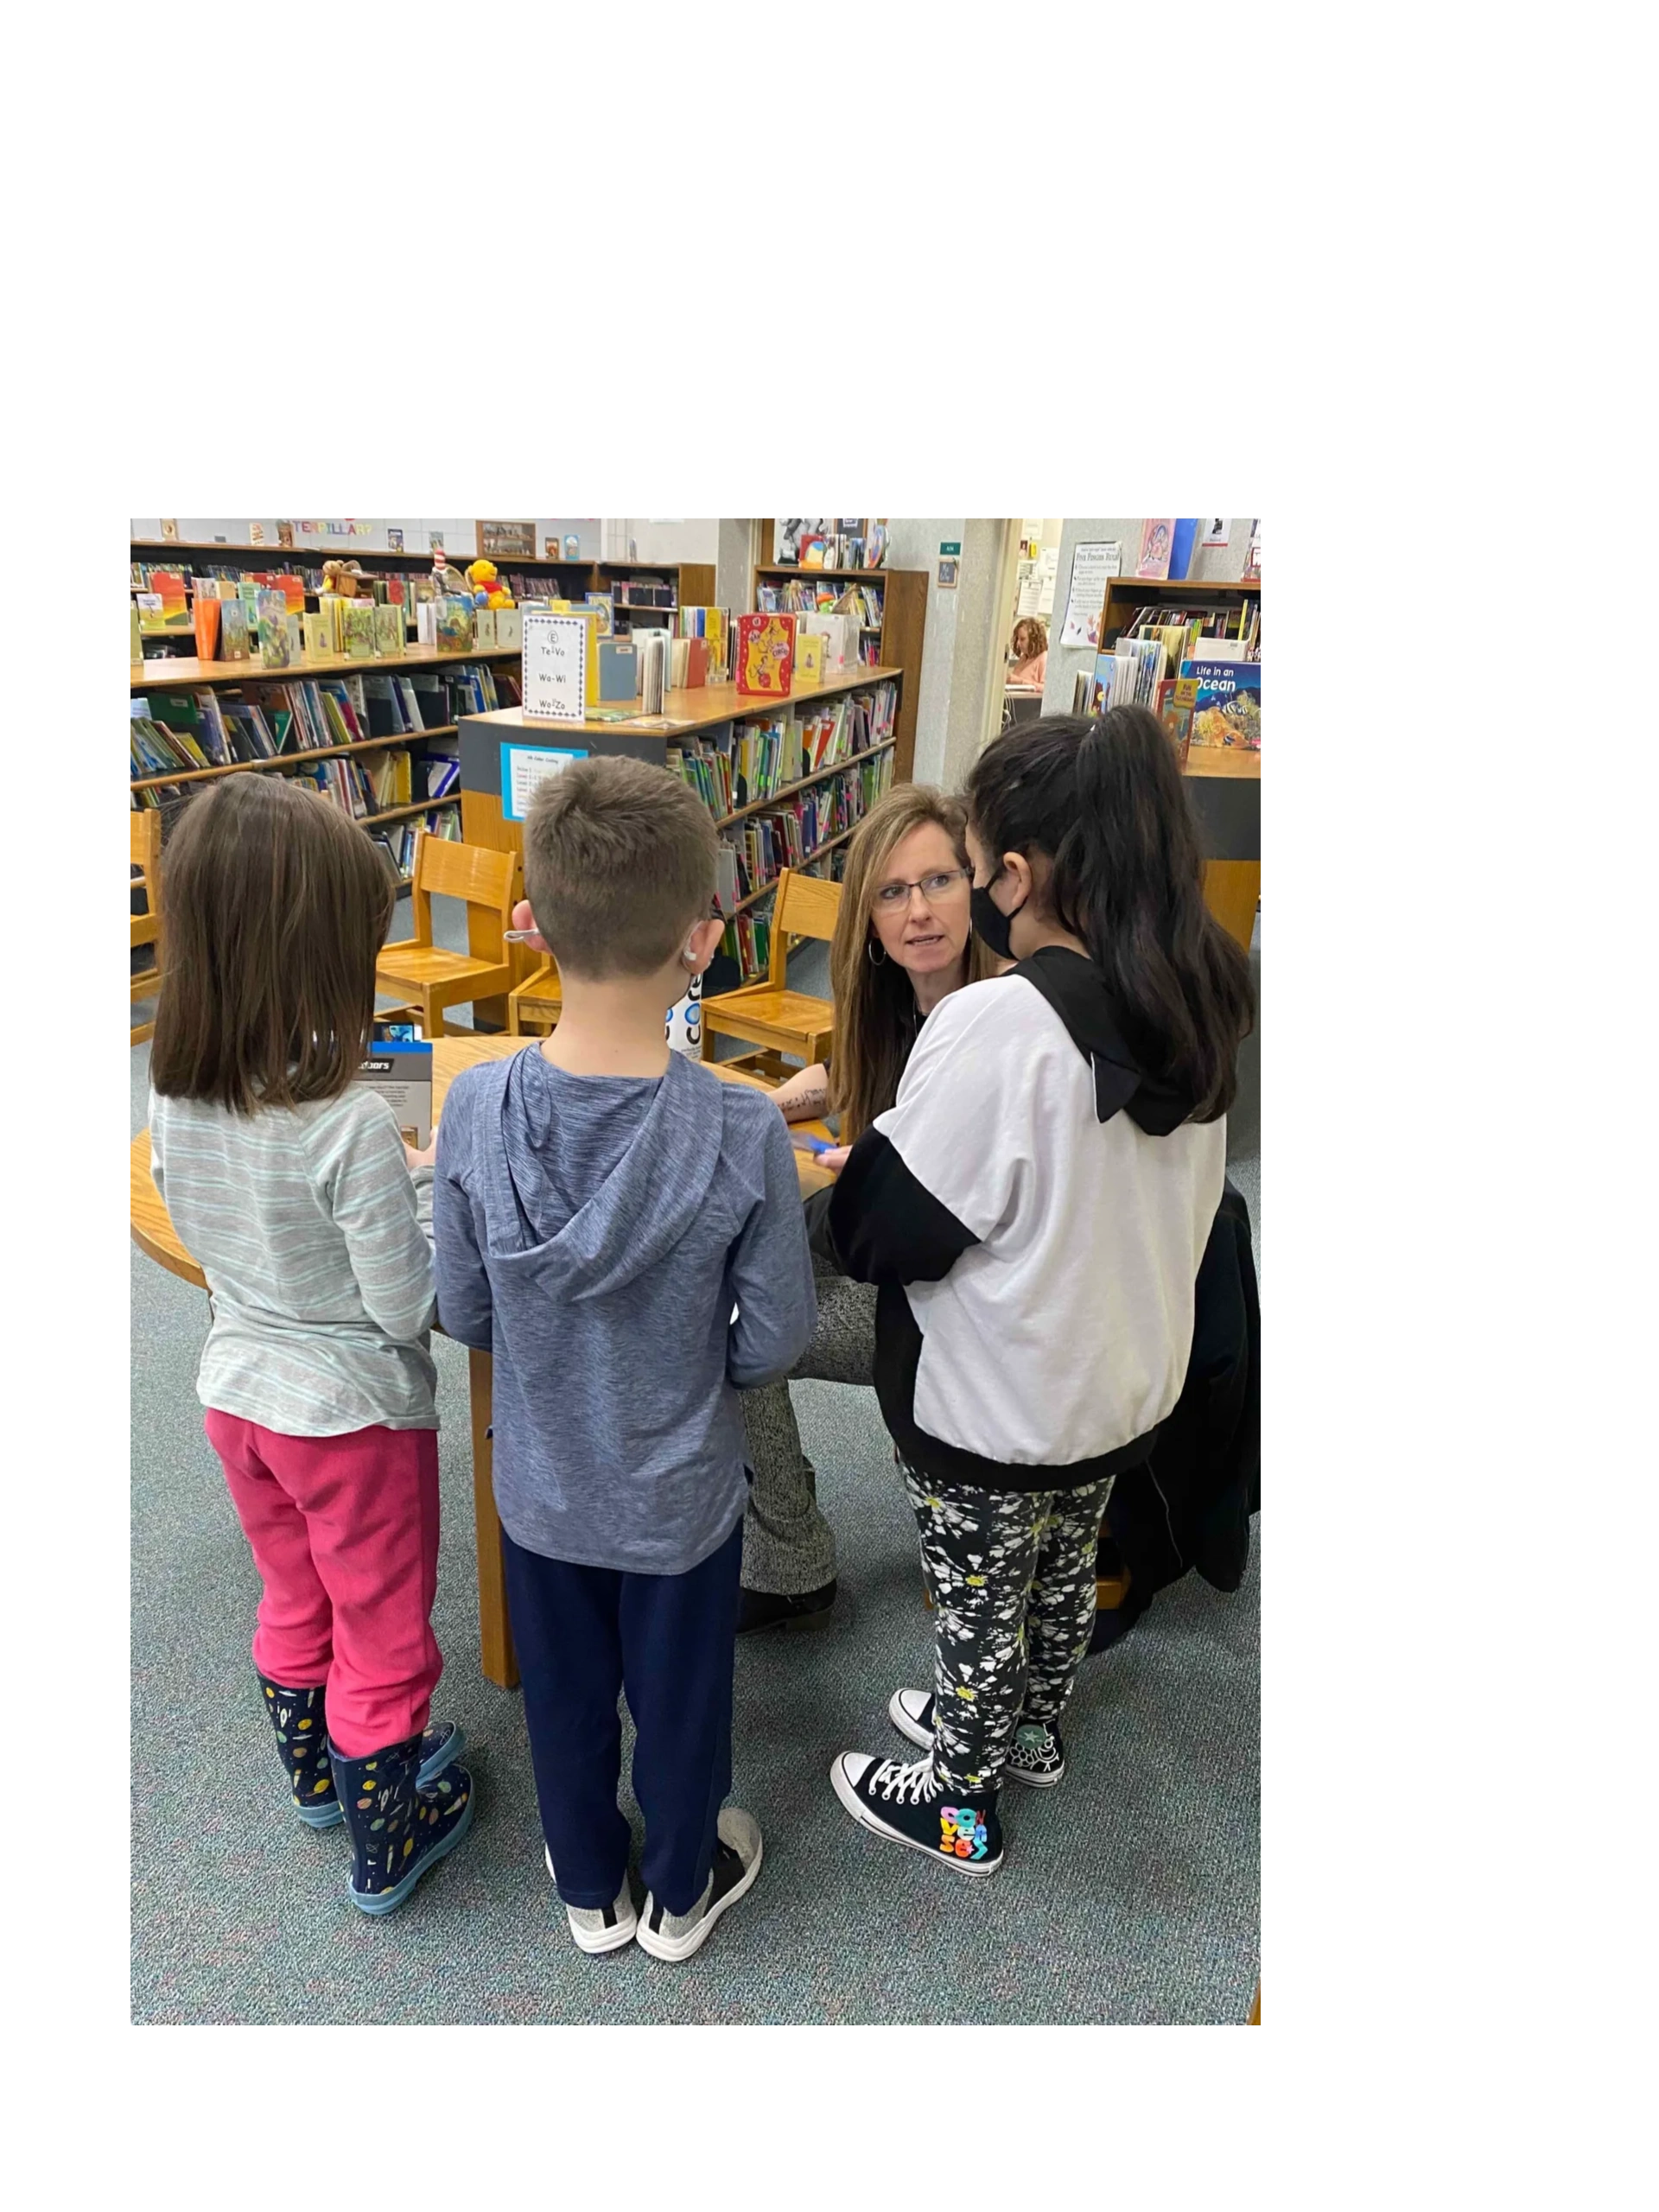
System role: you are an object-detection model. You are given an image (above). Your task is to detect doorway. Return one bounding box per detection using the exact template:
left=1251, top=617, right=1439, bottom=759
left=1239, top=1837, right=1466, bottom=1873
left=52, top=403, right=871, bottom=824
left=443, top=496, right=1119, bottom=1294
left=985, top=518, right=1066, bottom=747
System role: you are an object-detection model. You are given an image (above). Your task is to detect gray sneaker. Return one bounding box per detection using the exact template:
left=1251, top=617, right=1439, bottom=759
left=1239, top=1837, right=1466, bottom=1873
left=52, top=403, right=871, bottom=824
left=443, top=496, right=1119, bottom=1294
left=544, top=1844, right=637, bottom=1955
left=635, top=1808, right=763, bottom=1962
left=887, top=1688, right=1067, bottom=1787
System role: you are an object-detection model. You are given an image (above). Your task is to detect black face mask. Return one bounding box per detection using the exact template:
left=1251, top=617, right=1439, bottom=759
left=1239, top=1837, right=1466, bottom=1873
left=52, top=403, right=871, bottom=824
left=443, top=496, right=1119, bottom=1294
left=970, top=869, right=1025, bottom=962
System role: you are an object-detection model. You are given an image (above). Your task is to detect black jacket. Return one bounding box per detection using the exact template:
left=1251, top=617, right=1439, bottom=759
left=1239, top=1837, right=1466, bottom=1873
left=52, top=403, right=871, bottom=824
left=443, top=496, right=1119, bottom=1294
left=1090, top=1178, right=1260, bottom=1649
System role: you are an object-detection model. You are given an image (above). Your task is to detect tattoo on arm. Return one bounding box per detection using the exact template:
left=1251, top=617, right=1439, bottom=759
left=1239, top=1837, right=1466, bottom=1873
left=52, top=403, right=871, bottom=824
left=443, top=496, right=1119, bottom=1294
left=779, top=1065, right=830, bottom=1121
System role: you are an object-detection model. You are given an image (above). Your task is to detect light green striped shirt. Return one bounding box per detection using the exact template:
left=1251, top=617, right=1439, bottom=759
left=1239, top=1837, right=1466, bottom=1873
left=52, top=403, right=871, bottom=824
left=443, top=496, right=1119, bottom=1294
left=149, top=1084, right=438, bottom=1437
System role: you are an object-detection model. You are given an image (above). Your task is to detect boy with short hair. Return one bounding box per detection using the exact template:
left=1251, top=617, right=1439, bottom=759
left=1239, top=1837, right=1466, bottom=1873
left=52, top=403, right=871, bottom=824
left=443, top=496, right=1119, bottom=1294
left=434, top=756, right=815, bottom=1960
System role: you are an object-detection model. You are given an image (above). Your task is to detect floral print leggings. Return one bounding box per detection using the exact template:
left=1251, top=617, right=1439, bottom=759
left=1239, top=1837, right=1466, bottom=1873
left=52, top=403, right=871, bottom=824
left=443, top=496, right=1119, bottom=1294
left=905, top=1465, right=1116, bottom=1796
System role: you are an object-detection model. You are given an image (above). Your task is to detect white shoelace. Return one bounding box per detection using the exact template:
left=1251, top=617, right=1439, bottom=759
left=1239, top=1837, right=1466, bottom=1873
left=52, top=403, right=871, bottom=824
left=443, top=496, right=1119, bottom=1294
left=870, top=1756, right=939, bottom=1806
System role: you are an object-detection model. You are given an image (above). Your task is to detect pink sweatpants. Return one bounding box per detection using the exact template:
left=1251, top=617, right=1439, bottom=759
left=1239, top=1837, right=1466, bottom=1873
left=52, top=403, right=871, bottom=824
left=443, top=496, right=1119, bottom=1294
left=205, top=1411, right=443, bottom=1758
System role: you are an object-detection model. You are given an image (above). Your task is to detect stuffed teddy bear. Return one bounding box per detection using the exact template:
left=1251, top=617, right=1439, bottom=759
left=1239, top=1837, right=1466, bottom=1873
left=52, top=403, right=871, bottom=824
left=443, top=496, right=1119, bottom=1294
left=464, top=557, right=514, bottom=611
left=320, top=558, right=373, bottom=599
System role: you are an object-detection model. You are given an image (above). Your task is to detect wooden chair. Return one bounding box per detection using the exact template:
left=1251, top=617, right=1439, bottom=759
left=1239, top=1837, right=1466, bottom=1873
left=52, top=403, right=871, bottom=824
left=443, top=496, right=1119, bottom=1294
left=131, top=810, right=163, bottom=1046
left=374, top=831, right=516, bottom=1039
left=701, top=868, right=840, bottom=1082
left=506, top=958, right=562, bottom=1037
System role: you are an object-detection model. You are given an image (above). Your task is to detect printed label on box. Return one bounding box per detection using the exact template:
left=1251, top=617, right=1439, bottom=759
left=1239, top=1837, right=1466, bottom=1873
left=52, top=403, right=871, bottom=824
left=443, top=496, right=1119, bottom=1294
left=354, top=1041, right=433, bottom=1147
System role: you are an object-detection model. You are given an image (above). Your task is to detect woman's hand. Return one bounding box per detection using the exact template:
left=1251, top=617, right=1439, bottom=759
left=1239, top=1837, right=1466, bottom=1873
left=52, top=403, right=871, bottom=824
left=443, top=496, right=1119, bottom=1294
left=404, top=1135, right=438, bottom=1169
left=816, top=1145, right=851, bottom=1175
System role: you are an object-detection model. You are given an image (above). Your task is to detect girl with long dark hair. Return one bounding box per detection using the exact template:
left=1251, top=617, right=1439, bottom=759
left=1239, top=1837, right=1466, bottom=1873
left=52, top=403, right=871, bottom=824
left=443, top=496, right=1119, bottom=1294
left=823, top=708, right=1253, bottom=1876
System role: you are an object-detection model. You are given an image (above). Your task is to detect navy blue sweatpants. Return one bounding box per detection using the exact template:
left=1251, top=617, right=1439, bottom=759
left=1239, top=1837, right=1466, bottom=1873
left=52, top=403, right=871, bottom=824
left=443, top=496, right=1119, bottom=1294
left=501, top=1518, right=743, bottom=1916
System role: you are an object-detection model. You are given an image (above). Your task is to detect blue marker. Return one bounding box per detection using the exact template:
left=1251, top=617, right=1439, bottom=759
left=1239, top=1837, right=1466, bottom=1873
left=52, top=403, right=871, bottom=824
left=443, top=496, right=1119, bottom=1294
left=791, top=1134, right=835, bottom=1155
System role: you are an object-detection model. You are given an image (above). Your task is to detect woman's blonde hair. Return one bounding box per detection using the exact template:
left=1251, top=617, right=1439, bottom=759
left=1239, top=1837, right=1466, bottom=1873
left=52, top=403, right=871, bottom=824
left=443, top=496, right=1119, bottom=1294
left=829, top=784, right=995, bottom=1145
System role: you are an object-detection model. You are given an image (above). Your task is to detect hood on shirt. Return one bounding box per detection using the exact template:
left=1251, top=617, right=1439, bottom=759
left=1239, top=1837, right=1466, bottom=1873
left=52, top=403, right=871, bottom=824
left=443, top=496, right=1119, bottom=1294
left=1014, top=946, right=1202, bottom=1135
left=473, top=1048, right=728, bottom=1301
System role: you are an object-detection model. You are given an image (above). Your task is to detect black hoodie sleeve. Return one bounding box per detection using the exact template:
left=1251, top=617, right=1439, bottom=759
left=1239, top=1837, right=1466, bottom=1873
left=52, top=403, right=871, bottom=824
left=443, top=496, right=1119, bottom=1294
left=823, top=1125, right=980, bottom=1287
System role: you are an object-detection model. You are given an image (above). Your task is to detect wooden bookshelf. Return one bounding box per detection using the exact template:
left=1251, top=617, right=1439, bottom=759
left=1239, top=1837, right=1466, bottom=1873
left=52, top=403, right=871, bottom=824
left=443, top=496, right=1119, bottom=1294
left=755, top=566, right=893, bottom=582
left=1101, top=572, right=1261, bottom=636
left=131, top=645, right=523, bottom=690
left=753, top=526, right=925, bottom=781
left=468, top=660, right=899, bottom=744
left=132, top=540, right=715, bottom=615
left=130, top=730, right=461, bottom=794
left=715, top=740, right=894, bottom=830
left=731, top=823, right=860, bottom=915
left=454, top=660, right=907, bottom=1017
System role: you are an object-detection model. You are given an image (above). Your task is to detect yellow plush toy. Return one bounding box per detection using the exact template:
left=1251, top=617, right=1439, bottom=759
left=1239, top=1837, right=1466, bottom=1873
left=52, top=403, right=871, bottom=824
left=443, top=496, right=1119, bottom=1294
left=465, top=557, right=514, bottom=611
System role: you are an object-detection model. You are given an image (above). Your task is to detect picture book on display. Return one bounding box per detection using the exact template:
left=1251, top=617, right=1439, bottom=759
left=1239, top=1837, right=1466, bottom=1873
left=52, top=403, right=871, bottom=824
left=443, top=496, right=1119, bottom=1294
left=1183, top=660, right=1262, bottom=750
left=736, top=613, right=797, bottom=696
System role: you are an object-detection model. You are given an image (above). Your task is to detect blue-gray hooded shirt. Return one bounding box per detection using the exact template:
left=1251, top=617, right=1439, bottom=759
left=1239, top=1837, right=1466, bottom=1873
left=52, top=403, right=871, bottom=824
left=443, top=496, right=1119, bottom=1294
left=434, top=1046, right=816, bottom=1575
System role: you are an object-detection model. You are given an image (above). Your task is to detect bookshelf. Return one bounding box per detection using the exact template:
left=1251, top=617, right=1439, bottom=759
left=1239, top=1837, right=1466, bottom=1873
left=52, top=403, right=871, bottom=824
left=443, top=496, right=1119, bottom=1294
left=132, top=539, right=715, bottom=635
left=129, top=646, right=520, bottom=888
left=453, top=660, right=907, bottom=1021
left=753, top=524, right=925, bottom=782
left=1094, top=574, right=1262, bottom=951
left=130, top=644, right=522, bottom=690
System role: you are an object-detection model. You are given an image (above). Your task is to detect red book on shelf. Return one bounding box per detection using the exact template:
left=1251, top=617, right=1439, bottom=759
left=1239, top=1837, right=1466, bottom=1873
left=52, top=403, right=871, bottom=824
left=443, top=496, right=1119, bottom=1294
left=685, top=636, right=709, bottom=688
left=736, top=613, right=797, bottom=697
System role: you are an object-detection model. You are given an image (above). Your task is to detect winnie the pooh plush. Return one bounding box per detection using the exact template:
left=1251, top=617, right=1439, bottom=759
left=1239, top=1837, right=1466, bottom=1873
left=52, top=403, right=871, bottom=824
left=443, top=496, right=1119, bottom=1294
left=464, top=557, right=514, bottom=611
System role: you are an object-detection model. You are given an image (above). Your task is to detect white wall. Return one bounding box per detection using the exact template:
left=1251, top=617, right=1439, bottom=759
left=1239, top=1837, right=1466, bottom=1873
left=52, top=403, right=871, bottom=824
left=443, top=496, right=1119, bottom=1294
left=132, top=518, right=607, bottom=558
left=886, top=518, right=1007, bottom=791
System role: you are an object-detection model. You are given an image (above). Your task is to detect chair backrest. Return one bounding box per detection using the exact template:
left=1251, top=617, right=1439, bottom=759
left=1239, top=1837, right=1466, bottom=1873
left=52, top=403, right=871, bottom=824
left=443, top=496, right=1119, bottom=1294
left=131, top=807, right=162, bottom=948
left=130, top=806, right=161, bottom=877
left=517, top=957, right=562, bottom=1006
left=407, top=831, right=517, bottom=947
left=767, top=868, right=842, bottom=988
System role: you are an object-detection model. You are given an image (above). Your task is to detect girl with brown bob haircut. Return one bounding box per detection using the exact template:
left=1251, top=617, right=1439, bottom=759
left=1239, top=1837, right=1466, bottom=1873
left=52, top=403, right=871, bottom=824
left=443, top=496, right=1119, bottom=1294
left=147, top=774, right=475, bottom=1918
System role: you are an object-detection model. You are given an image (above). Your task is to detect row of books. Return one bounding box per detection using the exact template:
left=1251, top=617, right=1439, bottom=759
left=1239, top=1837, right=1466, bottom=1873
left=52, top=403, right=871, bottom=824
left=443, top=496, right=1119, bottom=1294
left=755, top=575, right=886, bottom=626
left=718, top=791, right=880, bottom=984
left=1115, top=599, right=1261, bottom=661
left=370, top=806, right=461, bottom=883
left=1092, top=637, right=1172, bottom=715
left=610, top=575, right=675, bottom=607
left=721, top=752, right=896, bottom=906
left=671, top=606, right=731, bottom=683
left=669, top=682, right=897, bottom=818
left=130, top=664, right=508, bottom=783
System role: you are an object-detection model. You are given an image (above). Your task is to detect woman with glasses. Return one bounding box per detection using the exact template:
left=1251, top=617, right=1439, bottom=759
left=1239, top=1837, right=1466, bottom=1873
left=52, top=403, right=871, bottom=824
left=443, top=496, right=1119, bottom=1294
left=738, top=786, right=997, bottom=1633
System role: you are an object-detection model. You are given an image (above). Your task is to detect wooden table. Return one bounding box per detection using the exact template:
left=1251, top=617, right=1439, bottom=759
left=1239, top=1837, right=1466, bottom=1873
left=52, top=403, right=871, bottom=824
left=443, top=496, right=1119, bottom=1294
left=130, top=1033, right=834, bottom=1691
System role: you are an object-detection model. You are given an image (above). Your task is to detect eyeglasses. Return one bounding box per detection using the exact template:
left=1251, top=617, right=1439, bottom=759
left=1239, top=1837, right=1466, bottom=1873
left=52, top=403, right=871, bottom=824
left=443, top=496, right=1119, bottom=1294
left=872, top=868, right=970, bottom=910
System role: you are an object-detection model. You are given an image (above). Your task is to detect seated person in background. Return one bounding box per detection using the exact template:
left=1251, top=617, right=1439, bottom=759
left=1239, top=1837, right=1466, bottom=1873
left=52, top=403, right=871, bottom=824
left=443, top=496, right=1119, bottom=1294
left=434, top=757, right=815, bottom=1962
left=1007, top=616, right=1047, bottom=690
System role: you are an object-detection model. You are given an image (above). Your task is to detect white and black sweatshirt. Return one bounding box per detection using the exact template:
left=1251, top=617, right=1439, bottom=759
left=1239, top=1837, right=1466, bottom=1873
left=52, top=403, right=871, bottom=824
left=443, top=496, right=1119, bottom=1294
left=823, top=947, right=1224, bottom=1492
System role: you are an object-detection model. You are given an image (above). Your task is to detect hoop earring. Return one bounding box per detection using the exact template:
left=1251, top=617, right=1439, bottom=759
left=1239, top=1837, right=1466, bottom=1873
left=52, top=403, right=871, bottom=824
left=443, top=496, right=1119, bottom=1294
left=867, top=939, right=887, bottom=967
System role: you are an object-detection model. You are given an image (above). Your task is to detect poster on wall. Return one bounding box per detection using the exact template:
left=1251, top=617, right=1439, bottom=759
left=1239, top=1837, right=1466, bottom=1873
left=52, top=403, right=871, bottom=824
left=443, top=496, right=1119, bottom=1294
left=773, top=518, right=828, bottom=564
left=1201, top=518, right=1231, bottom=547
left=478, top=519, right=537, bottom=561
left=1135, top=519, right=1176, bottom=581
left=1060, top=542, right=1120, bottom=649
